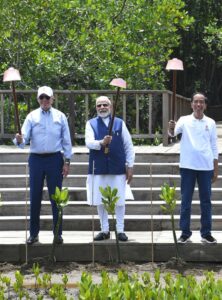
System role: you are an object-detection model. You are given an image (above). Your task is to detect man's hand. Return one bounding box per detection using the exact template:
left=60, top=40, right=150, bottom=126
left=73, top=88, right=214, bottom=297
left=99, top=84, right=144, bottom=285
left=101, top=135, right=112, bottom=146
left=126, top=167, right=133, bottom=184
left=15, top=133, right=23, bottom=144
left=212, top=171, right=218, bottom=183
left=168, top=120, right=176, bottom=136
left=62, top=164, right=70, bottom=177
left=212, top=159, right=218, bottom=183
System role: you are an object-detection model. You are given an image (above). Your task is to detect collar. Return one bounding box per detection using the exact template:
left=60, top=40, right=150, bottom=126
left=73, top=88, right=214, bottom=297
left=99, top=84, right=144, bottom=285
left=41, top=107, right=52, bottom=114
left=191, top=113, right=206, bottom=121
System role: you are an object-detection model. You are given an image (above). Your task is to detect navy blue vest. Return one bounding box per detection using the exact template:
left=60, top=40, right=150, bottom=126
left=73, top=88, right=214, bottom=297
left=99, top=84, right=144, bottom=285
left=88, top=116, right=126, bottom=174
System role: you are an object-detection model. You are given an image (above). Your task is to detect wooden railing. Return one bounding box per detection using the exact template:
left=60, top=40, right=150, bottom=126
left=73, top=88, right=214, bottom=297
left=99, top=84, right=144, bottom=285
left=0, top=89, right=191, bottom=146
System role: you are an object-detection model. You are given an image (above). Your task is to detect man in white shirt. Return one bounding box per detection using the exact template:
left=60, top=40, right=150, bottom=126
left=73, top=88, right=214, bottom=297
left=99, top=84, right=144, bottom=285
left=168, top=92, right=218, bottom=244
left=85, top=96, right=135, bottom=241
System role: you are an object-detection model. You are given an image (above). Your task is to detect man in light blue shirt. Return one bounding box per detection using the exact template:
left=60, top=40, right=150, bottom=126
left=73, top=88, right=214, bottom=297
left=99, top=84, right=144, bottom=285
left=14, top=86, right=72, bottom=245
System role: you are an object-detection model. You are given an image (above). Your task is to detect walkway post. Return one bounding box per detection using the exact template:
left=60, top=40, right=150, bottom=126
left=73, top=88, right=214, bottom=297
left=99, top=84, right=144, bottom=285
left=91, top=161, right=95, bottom=266
left=166, top=58, right=184, bottom=121
left=3, top=67, right=22, bottom=134
left=104, top=78, right=126, bottom=154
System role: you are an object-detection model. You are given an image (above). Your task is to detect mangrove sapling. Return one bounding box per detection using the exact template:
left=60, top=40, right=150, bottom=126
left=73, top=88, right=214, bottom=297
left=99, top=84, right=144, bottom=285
left=62, top=274, right=68, bottom=290
left=42, top=273, right=52, bottom=291
left=99, top=186, right=121, bottom=263
left=49, top=283, right=66, bottom=299
left=51, top=187, right=70, bottom=262
left=159, top=183, right=185, bottom=265
left=13, top=270, right=26, bottom=299
left=32, top=262, right=40, bottom=290
left=1, top=275, right=11, bottom=299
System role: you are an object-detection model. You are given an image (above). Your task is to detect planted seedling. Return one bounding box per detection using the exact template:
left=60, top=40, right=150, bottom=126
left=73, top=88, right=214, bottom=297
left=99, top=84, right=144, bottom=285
left=99, top=185, right=121, bottom=263
left=51, top=187, right=70, bottom=262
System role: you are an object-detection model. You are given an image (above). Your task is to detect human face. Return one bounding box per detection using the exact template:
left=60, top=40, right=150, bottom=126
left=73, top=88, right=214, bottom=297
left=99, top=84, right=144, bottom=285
left=96, top=101, right=111, bottom=118
left=191, top=94, right=206, bottom=119
left=38, top=94, right=53, bottom=111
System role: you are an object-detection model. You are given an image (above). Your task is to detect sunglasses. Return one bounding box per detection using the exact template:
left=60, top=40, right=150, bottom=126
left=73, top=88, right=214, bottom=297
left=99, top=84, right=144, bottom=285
left=96, top=103, right=109, bottom=108
left=39, top=94, right=51, bottom=100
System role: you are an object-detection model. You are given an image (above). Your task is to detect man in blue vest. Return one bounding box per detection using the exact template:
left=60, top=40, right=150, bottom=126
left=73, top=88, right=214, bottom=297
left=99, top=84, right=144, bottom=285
left=85, top=96, right=135, bottom=241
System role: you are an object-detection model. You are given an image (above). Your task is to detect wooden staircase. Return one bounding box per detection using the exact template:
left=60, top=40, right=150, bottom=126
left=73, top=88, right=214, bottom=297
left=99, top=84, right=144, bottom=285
left=0, top=147, right=221, bottom=263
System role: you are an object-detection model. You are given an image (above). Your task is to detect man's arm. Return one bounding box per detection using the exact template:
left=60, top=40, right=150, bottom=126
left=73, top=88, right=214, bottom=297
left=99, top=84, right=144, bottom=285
left=121, top=122, right=135, bottom=184
left=13, top=116, right=31, bottom=148
left=85, top=121, right=112, bottom=150
left=61, top=115, right=73, bottom=178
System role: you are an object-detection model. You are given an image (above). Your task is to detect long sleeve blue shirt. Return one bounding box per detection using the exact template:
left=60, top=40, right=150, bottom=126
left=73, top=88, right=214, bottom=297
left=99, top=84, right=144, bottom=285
left=14, top=107, right=72, bottom=159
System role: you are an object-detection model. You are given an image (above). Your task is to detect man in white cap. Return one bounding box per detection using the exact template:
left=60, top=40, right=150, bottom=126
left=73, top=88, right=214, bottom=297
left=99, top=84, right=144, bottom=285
left=14, top=86, right=72, bottom=245
left=85, top=95, right=135, bottom=241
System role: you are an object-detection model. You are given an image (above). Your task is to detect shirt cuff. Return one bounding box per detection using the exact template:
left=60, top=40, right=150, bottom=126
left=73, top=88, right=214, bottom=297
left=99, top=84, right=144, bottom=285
left=168, top=130, right=175, bottom=137
left=12, top=138, right=25, bottom=148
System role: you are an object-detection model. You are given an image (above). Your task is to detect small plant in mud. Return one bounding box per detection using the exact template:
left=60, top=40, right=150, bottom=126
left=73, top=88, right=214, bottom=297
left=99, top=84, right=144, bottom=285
left=51, top=187, right=70, bottom=262
left=49, top=283, right=66, bottom=299
left=1, top=275, right=11, bottom=299
left=159, top=183, right=185, bottom=265
left=13, top=270, right=29, bottom=299
left=42, top=273, right=52, bottom=291
left=32, top=262, right=40, bottom=289
left=99, top=185, right=121, bottom=263
left=62, top=274, right=69, bottom=289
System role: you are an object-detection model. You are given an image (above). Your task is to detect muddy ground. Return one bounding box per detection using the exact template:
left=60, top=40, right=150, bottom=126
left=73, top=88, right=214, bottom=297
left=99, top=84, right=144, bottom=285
left=1, top=258, right=222, bottom=299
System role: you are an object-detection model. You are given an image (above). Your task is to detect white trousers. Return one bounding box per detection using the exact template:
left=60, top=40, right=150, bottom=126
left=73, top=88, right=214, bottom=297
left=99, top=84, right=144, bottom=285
left=97, top=204, right=125, bottom=233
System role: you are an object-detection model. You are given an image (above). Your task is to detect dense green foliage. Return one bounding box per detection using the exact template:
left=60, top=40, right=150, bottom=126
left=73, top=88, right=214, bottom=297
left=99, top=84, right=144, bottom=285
left=80, top=269, right=222, bottom=299
left=0, top=0, right=193, bottom=91
left=176, top=0, right=222, bottom=104
left=1, top=266, right=222, bottom=299
left=0, top=0, right=221, bottom=139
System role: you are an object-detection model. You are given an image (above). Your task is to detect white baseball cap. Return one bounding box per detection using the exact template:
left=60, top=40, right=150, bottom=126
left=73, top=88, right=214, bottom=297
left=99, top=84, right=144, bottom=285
left=37, top=86, right=53, bottom=98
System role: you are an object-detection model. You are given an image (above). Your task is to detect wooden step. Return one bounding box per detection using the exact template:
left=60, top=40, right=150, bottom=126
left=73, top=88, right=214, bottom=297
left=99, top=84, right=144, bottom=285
left=1, top=200, right=222, bottom=216
left=1, top=187, right=222, bottom=200
left=2, top=162, right=222, bottom=175
left=0, top=215, right=221, bottom=231
left=0, top=230, right=221, bottom=263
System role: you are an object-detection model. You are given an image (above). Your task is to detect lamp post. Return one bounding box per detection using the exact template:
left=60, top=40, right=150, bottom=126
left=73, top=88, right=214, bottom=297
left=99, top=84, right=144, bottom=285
left=166, top=58, right=184, bottom=120
left=104, top=78, right=126, bottom=154
left=3, top=67, right=22, bottom=134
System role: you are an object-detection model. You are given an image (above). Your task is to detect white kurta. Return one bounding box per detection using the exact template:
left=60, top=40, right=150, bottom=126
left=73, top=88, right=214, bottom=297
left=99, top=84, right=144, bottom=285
left=85, top=117, right=135, bottom=206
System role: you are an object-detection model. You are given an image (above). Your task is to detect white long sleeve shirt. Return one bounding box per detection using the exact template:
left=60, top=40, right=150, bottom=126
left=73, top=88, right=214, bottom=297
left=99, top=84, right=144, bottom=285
left=175, top=113, right=218, bottom=170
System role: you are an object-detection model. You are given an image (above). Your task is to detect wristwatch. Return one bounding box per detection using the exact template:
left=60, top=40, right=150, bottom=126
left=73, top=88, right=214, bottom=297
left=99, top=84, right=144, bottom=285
left=64, top=158, right=70, bottom=165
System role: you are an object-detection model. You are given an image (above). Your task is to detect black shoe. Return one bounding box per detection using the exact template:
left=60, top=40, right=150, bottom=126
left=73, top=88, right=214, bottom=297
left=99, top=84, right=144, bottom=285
left=27, top=236, right=39, bottom=245
left=118, top=232, right=128, bottom=242
left=201, top=235, right=217, bottom=244
left=94, top=232, right=110, bottom=241
left=54, top=236, right=63, bottom=244
left=177, top=235, right=190, bottom=244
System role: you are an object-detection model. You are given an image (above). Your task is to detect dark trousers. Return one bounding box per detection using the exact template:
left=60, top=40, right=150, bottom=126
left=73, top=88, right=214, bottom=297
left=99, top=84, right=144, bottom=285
left=180, top=168, right=213, bottom=238
left=28, top=152, right=64, bottom=237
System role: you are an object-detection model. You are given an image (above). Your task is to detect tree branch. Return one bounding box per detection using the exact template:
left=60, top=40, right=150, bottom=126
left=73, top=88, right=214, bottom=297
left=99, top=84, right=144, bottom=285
left=112, top=0, right=127, bottom=22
